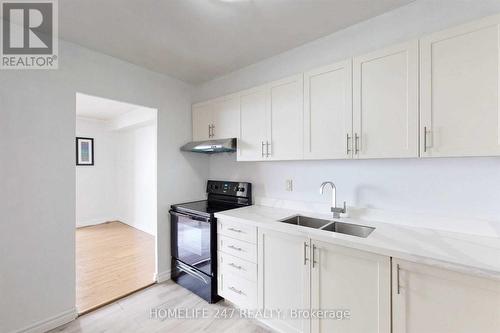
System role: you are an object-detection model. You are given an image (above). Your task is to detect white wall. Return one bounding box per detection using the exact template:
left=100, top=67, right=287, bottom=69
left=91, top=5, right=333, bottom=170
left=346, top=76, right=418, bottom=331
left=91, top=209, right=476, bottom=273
left=209, top=155, right=500, bottom=230
left=76, top=117, right=117, bottom=227
left=116, top=123, right=157, bottom=235
left=76, top=116, right=157, bottom=235
left=0, top=39, right=208, bottom=333
left=197, top=0, right=500, bottom=232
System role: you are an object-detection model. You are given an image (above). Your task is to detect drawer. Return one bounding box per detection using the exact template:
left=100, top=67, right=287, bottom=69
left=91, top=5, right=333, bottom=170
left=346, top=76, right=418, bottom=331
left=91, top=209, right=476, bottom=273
left=218, top=251, right=257, bottom=282
left=219, top=271, right=257, bottom=309
left=218, top=235, right=257, bottom=263
left=218, top=219, right=257, bottom=244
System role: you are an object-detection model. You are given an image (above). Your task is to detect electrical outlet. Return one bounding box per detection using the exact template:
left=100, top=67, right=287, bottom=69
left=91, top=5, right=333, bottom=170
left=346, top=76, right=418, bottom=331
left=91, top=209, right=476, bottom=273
left=285, top=179, right=293, bottom=192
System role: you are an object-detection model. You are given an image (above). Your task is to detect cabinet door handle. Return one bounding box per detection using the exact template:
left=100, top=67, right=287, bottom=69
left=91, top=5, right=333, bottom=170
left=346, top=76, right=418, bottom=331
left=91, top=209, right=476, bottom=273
left=229, top=286, right=245, bottom=295
left=354, top=133, right=360, bottom=154
left=228, top=245, right=243, bottom=251
left=228, top=263, right=243, bottom=270
left=211, top=124, right=215, bottom=138
left=346, top=133, right=351, bottom=155
left=423, top=126, right=430, bottom=153
left=208, top=125, right=211, bottom=138
left=227, top=227, right=242, bottom=233
left=312, top=244, right=318, bottom=268
left=396, top=264, right=401, bottom=294
left=261, top=141, right=265, bottom=158
left=303, top=242, right=309, bottom=265
left=266, top=141, right=271, bottom=157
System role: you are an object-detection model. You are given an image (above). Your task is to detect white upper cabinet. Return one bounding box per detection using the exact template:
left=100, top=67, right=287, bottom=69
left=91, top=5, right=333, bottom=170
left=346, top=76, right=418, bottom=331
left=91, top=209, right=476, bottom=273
left=192, top=94, right=240, bottom=141
left=304, top=60, right=353, bottom=159
left=258, top=229, right=310, bottom=333
left=194, top=15, right=500, bottom=160
left=311, top=241, right=391, bottom=333
left=212, top=94, right=240, bottom=140
left=192, top=102, right=213, bottom=141
left=267, top=74, right=304, bottom=161
left=353, top=41, right=419, bottom=159
left=238, top=86, right=268, bottom=161
left=392, top=258, right=500, bottom=333
left=420, top=16, right=500, bottom=157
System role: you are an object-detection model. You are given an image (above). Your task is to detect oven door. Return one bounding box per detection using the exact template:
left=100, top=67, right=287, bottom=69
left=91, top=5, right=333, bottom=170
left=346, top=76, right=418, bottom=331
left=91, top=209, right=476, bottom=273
left=170, top=210, right=214, bottom=276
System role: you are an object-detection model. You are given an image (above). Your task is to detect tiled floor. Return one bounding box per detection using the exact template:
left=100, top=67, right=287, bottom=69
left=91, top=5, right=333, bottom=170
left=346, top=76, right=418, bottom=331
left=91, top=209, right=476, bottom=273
left=51, top=281, right=272, bottom=333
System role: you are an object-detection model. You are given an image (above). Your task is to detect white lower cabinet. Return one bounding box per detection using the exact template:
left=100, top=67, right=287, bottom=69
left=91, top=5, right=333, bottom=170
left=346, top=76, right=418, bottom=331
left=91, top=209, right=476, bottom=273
left=311, top=241, right=391, bottom=333
left=392, top=258, right=500, bottom=333
left=217, top=219, right=258, bottom=309
left=219, top=223, right=500, bottom=333
left=257, top=228, right=390, bottom=333
left=258, top=228, right=311, bottom=333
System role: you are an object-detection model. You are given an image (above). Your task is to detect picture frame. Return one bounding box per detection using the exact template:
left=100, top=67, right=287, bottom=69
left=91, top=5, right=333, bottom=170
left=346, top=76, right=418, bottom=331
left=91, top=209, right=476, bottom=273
left=76, top=137, right=94, bottom=166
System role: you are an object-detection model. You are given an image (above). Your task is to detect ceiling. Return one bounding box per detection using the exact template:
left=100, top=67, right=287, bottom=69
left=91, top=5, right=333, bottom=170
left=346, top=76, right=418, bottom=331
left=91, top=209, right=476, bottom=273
left=76, top=93, right=148, bottom=120
left=60, top=0, right=413, bottom=84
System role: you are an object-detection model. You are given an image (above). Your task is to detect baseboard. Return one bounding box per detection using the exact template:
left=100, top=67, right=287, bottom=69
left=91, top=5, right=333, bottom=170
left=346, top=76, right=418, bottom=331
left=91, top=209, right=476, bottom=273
left=11, top=307, right=77, bottom=333
left=155, top=270, right=171, bottom=283
left=76, top=217, right=118, bottom=228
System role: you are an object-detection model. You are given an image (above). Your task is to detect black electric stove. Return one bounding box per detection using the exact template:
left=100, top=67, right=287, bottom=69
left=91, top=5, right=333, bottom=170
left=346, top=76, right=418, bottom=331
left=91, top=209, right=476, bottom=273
left=170, top=180, right=252, bottom=303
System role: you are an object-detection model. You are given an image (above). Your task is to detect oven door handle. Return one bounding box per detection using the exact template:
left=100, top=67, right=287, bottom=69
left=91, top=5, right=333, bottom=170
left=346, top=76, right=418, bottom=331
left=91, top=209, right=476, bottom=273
left=170, top=210, right=210, bottom=222
left=177, top=261, right=209, bottom=284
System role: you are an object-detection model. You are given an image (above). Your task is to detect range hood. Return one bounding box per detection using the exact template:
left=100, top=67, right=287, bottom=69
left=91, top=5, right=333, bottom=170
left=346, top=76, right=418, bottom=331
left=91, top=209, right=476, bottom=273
left=180, top=138, right=237, bottom=154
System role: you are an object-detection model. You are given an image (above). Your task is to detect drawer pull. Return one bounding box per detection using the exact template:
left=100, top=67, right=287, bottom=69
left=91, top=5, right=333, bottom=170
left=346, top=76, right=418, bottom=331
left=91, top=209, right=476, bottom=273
left=229, top=286, right=245, bottom=295
left=227, top=227, right=243, bottom=233
left=229, top=262, right=243, bottom=270
left=228, top=245, right=243, bottom=251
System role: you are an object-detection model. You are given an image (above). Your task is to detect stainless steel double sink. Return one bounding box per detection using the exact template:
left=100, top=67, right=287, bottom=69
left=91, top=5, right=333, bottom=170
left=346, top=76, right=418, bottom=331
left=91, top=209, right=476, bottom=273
left=279, top=215, right=375, bottom=238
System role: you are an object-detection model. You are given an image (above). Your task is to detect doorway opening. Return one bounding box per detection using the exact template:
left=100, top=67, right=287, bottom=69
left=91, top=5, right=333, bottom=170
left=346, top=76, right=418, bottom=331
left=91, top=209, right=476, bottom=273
left=75, top=92, right=158, bottom=314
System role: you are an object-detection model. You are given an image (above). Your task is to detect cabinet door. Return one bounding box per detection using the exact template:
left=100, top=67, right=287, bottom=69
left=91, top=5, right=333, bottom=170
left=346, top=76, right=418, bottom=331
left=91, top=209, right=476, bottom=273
left=267, top=74, right=304, bottom=160
left=258, top=229, right=310, bottom=333
left=393, top=258, right=500, bottom=333
left=420, top=16, right=500, bottom=157
left=304, top=60, right=353, bottom=159
left=192, top=102, right=213, bottom=141
left=212, top=94, right=240, bottom=139
left=353, top=41, right=419, bottom=159
left=238, top=86, right=267, bottom=161
left=311, top=241, right=390, bottom=333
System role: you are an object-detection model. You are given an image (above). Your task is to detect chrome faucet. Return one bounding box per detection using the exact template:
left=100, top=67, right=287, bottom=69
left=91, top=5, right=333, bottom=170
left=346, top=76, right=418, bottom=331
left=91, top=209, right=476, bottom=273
left=320, top=181, right=346, bottom=219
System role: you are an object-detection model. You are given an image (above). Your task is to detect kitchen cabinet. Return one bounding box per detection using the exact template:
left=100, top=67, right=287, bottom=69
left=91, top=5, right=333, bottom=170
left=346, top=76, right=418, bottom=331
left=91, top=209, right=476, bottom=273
left=192, top=101, right=213, bottom=141
left=267, top=74, right=304, bottom=161
left=258, top=228, right=310, bottom=333
left=420, top=16, right=500, bottom=157
left=196, top=15, right=500, bottom=160
left=238, top=75, right=304, bottom=161
left=212, top=94, right=240, bottom=139
left=257, top=227, right=391, bottom=333
left=311, top=241, right=390, bottom=333
left=304, top=60, right=353, bottom=159
left=217, top=219, right=258, bottom=309
left=353, top=40, right=419, bottom=159
left=392, top=258, right=500, bottom=333
left=238, top=86, right=268, bottom=161
left=192, top=94, right=240, bottom=141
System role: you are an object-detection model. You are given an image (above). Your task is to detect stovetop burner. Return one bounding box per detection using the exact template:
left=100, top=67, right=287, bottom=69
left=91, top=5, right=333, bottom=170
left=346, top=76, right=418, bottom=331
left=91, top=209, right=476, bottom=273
left=171, top=199, right=245, bottom=216
left=171, top=180, right=252, bottom=217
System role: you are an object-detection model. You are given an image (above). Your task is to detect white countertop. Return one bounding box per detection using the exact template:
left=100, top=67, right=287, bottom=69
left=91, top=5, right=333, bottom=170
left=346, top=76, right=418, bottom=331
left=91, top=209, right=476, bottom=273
left=215, top=205, right=500, bottom=279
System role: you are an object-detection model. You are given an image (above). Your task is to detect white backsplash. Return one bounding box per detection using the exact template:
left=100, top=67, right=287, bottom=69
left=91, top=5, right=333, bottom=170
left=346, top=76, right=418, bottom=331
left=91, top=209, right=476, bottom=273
left=209, top=154, right=500, bottom=238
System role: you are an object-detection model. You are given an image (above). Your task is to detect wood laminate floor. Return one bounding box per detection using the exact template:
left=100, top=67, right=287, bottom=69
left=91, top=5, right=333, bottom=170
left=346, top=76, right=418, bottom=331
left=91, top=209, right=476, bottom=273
left=76, top=221, right=155, bottom=314
left=52, top=281, right=272, bottom=333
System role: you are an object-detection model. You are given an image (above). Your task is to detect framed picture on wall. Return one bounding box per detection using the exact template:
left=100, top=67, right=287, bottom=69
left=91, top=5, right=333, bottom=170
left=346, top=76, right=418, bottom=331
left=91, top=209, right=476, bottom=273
left=76, top=137, right=94, bottom=166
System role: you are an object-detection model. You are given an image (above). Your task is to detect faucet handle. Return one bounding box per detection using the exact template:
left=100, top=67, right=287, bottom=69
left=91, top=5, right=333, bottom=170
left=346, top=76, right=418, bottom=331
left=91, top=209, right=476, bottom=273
left=331, top=201, right=347, bottom=214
